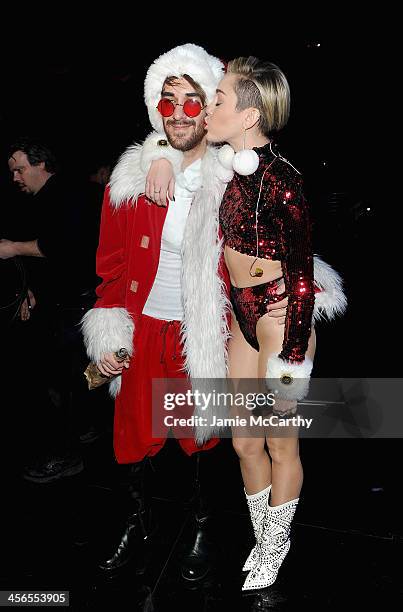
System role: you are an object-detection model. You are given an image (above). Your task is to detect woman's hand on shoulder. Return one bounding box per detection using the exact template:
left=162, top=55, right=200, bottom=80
left=145, top=159, right=175, bottom=207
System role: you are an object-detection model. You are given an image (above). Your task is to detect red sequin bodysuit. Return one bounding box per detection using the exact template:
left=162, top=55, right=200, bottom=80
left=219, top=143, right=315, bottom=364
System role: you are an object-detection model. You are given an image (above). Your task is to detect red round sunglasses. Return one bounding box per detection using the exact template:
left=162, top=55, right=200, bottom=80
left=157, top=98, right=206, bottom=118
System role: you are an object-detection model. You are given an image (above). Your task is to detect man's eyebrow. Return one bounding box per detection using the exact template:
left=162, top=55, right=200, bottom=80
left=216, top=88, right=226, bottom=95
left=161, top=91, right=202, bottom=98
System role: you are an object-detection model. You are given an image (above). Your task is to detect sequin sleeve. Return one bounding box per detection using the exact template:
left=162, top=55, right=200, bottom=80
left=274, top=168, right=315, bottom=364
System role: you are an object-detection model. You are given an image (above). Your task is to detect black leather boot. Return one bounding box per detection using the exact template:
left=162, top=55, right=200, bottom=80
left=180, top=452, right=218, bottom=582
left=99, top=459, right=155, bottom=574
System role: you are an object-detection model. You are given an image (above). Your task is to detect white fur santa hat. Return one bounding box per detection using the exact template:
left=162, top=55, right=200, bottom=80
left=144, top=43, right=225, bottom=133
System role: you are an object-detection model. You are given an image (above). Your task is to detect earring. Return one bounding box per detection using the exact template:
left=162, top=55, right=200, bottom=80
left=217, top=132, right=259, bottom=176
left=217, top=143, right=235, bottom=170
left=233, top=129, right=260, bottom=175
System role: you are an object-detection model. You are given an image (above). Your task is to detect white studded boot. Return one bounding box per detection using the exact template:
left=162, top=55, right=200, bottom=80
left=242, top=495, right=299, bottom=591
left=242, top=484, right=272, bottom=572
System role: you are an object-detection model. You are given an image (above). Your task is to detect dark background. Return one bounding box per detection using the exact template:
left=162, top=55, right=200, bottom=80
left=0, top=26, right=375, bottom=182
left=0, top=21, right=389, bottom=373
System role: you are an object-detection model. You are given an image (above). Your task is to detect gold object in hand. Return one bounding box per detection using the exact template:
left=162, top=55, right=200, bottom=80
left=84, top=348, right=129, bottom=390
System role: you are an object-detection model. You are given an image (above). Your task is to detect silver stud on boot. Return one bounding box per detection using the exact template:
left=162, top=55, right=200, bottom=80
left=242, top=496, right=299, bottom=591
left=242, top=484, right=272, bottom=572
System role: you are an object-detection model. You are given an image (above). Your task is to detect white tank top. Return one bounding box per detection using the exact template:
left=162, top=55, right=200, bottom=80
left=142, top=159, right=202, bottom=321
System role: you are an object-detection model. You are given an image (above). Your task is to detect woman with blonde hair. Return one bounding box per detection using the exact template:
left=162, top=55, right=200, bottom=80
left=203, top=57, right=318, bottom=591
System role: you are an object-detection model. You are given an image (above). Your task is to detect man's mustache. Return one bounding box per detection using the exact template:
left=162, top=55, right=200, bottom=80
left=166, top=119, right=196, bottom=127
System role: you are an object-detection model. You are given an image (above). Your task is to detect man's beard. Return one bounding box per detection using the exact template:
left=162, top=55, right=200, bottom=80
left=164, top=119, right=206, bottom=152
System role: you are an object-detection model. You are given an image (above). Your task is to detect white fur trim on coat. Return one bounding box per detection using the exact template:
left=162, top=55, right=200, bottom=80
left=109, top=133, right=184, bottom=208
left=266, top=354, right=314, bottom=401
left=140, top=132, right=183, bottom=176
left=108, top=376, right=122, bottom=399
left=81, top=307, right=134, bottom=363
left=109, top=130, right=233, bottom=210
left=81, top=307, right=134, bottom=399
left=313, top=255, right=347, bottom=323
left=181, top=146, right=232, bottom=443
left=109, top=143, right=147, bottom=208
left=144, top=43, right=225, bottom=133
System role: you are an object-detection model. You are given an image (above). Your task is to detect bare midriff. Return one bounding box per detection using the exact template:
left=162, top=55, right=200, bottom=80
left=224, top=245, right=283, bottom=289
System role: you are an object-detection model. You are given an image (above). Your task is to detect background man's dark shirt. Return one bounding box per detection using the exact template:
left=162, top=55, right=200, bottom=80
left=30, top=173, right=100, bottom=306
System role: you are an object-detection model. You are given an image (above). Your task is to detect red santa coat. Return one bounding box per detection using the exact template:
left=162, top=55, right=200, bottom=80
left=82, top=138, right=234, bottom=461
left=95, top=185, right=168, bottom=319
left=95, top=186, right=222, bottom=461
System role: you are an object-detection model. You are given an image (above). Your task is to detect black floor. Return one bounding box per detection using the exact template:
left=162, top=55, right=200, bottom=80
left=1, top=434, right=401, bottom=611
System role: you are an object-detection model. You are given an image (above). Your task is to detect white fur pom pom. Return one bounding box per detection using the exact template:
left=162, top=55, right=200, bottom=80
left=217, top=144, right=235, bottom=170
left=232, top=149, right=260, bottom=176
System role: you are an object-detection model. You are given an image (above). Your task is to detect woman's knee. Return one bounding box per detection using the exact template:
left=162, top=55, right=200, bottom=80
left=232, top=437, right=265, bottom=460
left=266, top=437, right=300, bottom=464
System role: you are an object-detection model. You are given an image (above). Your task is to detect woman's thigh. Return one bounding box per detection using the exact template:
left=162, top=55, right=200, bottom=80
left=228, top=315, right=259, bottom=379
left=256, top=314, right=316, bottom=378
left=228, top=316, right=262, bottom=441
left=256, top=314, right=316, bottom=420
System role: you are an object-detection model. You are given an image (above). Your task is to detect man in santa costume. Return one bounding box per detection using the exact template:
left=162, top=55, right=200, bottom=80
left=82, top=43, right=345, bottom=580
left=81, top=43, right=231, bottom=581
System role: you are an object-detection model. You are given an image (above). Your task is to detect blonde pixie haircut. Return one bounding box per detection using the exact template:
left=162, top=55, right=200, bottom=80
left=227, top=57, right=290, bottom=135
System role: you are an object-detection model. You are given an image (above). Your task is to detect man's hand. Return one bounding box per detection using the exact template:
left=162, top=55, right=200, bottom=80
left=97, top=352, right=131, bottom=377
left=20, top=289, right=36, bottom=321
left=0, top=238, right=43, bottom=258
left=145, top=159, right=175, bottom=207
left=0, top=239, right=17, bottom=259
left=267, top=280, right=288, bottom=325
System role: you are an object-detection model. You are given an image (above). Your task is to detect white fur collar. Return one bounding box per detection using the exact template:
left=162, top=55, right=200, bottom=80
left=109, top=134, right=233, bottom=209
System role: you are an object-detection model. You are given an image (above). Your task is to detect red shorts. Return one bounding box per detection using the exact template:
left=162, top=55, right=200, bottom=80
left=114, top=314, right=219, bottom=463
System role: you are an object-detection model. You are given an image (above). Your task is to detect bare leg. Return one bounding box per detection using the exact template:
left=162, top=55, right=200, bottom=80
left=256, top=313, right=316, bottom=505
left=229, top=316, right=271, bottom=494
left=267, top=438, right=303, bottom=505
